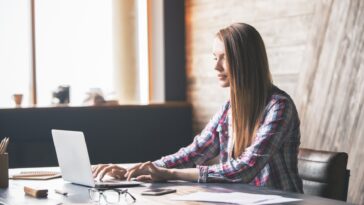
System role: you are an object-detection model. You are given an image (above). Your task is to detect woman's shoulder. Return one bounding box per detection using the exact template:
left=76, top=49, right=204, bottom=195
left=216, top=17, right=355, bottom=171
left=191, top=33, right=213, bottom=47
left=264, top=85, right=301, bottom=130
left=266, top=85, right=297, bottom=112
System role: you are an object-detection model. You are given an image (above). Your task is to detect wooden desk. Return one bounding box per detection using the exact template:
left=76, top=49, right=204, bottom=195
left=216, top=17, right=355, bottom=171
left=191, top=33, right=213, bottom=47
left=0, top=167, right=353, bottom=205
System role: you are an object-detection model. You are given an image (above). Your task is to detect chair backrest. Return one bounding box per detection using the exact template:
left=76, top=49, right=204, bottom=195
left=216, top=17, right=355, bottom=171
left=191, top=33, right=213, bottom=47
left=298, top=148, right=350, bottom=201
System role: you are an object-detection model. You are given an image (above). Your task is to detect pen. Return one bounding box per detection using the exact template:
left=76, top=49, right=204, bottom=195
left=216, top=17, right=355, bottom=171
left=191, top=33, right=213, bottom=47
left=0, top=137, right=9, bottom=154
left=55, top=189, right=68, bottom=196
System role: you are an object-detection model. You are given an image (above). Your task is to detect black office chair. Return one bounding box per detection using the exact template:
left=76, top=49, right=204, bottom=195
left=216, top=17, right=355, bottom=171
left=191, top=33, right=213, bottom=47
left=298, top=148, right=350, bottom=201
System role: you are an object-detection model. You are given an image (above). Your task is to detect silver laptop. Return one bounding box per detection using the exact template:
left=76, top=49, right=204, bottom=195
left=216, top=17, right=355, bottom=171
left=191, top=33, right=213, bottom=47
left=51, top=129, right=141, bottom=188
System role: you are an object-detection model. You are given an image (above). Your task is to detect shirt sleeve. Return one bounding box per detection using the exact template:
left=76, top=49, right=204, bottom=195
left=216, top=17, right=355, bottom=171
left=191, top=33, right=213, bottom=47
left=197, top=97, right=293, bottom=183
left=153, top=101, right=229, bottom=169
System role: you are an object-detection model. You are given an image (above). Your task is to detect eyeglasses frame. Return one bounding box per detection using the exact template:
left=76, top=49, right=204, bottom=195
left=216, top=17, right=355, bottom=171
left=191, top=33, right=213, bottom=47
left=88, top=187, right=136, bottom=204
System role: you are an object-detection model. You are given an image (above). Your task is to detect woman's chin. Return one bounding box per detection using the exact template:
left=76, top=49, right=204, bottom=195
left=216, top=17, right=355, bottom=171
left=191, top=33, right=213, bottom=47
left=219, top=81, right=230, bottom=88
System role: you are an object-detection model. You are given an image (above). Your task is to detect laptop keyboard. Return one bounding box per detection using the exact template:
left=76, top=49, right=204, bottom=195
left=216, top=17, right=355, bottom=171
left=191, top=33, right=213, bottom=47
left=94, top=180, right=141, bottom=188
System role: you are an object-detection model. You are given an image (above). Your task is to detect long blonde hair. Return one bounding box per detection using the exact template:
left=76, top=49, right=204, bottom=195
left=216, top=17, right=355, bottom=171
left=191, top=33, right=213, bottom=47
left=218, top=23, right=272, bottom=157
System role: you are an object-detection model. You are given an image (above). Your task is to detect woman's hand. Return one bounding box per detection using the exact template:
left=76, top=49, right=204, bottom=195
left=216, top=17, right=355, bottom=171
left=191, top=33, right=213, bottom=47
left=92, top=164, right=127, bottom=181
left=125, top=161, right=171, bottom=182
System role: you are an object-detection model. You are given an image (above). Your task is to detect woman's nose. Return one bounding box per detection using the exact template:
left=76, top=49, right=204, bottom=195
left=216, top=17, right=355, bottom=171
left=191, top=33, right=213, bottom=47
left=214, top=61, right=223, bottom=71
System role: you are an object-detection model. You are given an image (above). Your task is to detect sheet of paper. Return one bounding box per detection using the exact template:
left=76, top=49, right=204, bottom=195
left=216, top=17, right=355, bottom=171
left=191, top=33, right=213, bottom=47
left=171, top=191, right=302, bottom=205
left=257, top=197, right=302, bottom=205
left=58, top=204, right=94, bottom=205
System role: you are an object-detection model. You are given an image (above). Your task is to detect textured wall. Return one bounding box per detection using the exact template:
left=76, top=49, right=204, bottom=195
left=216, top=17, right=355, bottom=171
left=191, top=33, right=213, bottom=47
left=296, top=0, right=364, bottom=204
left=186, top=0, right=363, bottom=204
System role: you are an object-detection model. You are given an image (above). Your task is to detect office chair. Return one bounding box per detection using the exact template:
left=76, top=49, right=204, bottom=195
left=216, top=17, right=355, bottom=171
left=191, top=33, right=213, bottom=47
left=297, top=148, right=350, bottom=201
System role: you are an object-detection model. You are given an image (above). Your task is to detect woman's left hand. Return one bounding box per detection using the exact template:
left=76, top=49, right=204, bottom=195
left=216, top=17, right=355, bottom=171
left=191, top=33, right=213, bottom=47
left=125, top=161, right=171, bottom=182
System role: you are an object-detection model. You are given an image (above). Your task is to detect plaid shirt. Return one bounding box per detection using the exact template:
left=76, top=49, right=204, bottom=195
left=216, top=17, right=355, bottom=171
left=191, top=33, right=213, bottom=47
left=154, top=86, right=303, bottom=193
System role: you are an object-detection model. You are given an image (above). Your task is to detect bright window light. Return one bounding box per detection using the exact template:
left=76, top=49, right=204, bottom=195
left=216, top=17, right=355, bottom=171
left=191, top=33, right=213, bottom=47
left=0, top=0, right=32, bottom=107
left=35, top=0, right=113, bottom=106
left=137, top=0, right=149, bottom=104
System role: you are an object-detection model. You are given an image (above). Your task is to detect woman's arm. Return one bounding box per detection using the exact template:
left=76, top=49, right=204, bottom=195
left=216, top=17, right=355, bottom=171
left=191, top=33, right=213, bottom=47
left=168, top=168, right=199, bottom=181
left=154, top=101, right=230, bottom=169
left=124, top=161, right=199, bottom=182
left=197, top=97, right=295, bottom=183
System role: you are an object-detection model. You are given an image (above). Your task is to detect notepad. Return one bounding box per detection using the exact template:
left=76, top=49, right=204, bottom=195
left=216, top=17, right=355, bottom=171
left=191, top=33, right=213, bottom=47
left=10, top=171, right=61, bottom=180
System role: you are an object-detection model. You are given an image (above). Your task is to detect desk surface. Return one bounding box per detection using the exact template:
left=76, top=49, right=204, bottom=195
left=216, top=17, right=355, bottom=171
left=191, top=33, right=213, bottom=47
left=0, top=167, right=352, bottom=205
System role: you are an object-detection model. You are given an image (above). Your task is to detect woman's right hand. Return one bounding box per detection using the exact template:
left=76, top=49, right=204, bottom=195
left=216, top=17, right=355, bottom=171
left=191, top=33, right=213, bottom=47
left=92, top=164, right=127, bottom=181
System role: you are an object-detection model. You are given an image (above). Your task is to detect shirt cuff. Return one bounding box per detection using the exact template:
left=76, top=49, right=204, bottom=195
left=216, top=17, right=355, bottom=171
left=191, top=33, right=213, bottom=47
left=197, top=165, right=209, bottom=183
left=152, top=159, right=166, bottom=168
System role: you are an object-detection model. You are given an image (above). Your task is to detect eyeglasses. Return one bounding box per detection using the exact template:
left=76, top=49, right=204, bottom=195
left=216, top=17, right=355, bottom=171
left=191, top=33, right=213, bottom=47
left=88, top=188, right=136, bottom=204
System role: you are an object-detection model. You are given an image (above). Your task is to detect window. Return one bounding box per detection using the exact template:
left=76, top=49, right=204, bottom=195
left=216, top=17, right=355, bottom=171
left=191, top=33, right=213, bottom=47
left=0, top=0, right=32, bottom=107
left=0, top=0, right=157, bottom=107
left=35, top=0, right=113, bottom=106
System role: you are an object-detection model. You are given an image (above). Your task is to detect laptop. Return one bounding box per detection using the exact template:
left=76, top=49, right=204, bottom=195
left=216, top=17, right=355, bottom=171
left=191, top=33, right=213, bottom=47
left=51, top=129, right=141, bottom=188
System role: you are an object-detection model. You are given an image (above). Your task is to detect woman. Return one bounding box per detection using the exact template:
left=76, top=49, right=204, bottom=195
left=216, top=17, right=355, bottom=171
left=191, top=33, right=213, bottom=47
left=93, top=23, right=303, bottom=193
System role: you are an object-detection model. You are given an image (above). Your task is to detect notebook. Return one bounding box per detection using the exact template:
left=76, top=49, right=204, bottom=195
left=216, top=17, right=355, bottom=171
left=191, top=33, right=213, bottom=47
left=10, top=171, right=62, bottom=180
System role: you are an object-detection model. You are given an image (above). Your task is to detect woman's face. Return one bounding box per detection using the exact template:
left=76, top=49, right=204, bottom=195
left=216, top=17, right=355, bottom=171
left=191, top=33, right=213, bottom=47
left=213, top=37, right=230, bottom=87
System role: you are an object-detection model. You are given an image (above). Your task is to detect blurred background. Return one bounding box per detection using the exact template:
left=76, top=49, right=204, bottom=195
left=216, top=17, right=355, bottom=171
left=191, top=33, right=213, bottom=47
left=0, top=0, right=363, bottom=204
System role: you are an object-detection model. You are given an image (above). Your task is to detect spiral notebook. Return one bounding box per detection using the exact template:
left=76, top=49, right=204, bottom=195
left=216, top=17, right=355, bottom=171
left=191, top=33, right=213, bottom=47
left=10, top=171, right=61, bottom=180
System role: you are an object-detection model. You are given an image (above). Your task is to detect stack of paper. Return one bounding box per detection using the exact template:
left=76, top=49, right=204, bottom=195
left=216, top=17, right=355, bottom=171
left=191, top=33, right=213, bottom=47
left=172, top=192, right=302, bottom=204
